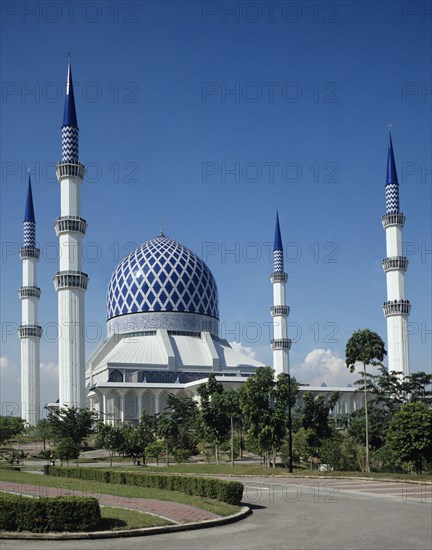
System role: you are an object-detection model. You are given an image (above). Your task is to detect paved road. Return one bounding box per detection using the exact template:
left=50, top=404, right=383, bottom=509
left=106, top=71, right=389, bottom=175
left=2, top=477, right=431, bottom=550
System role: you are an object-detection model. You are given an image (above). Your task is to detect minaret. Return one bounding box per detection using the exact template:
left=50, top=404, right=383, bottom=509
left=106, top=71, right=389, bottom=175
left=270, top=212, right=291, bottom=376
left=19, top=176, right=42, bottom=425
left=382, top=131, right=410, bottom=376
left=54, top=58, right=88, bottom=408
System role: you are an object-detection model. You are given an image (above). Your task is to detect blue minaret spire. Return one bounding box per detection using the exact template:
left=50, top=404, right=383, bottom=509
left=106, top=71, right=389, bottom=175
left=273, top=211, right=284, bottom=273
left=61, top=55, right=79, bottom=163
left=270, top=212, right=290, bottom=377
left=23, top=176, right=36, bottom=247
left=385, top=131, right=400, bottom=214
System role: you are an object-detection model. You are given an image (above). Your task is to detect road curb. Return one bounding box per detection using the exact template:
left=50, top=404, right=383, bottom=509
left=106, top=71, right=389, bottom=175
left=0, top=506, right=252, bottom=540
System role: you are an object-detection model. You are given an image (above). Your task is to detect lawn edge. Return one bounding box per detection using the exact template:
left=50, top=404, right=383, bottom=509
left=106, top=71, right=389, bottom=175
left=0, top=506, right=252, bottom=540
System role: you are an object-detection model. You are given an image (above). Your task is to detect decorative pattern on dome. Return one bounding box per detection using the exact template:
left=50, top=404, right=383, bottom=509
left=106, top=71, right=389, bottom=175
left=107, top=236, right=219, bottom=321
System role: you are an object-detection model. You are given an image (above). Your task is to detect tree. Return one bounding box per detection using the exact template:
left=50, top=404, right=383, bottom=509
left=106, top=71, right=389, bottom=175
left=146, top=440, right=165, bottom=466
left=0, top=416, right=25, bottom=445
left=157, top=394, right=198, bottom=463
left=240, top=367, right=299, bottom=468
left=95, top=423, right=124, bottom=466
left=346, top=329, right=386, bottom=472
left=198, top=374, right=230, bottom=464
left=385, top=402, right=432, bottom=474
left=55, top=437, right=80, bottom=466
left=119, top=413, right=155, bottom=465
left=222, top=389, right=242, bottom=467
left=47, top=407, right=97, bottom=449
left=301, top=391, right=339, bottom=456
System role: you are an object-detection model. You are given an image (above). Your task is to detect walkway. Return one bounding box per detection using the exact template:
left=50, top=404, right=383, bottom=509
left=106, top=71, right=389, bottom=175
left=0, top=482, right=219, bottom=524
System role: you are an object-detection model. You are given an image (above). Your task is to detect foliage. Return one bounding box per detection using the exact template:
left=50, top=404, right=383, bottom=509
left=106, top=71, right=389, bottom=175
left=157, top=394, right=199, bottom=462
left=50, top=466, right=244, bottom=505
left=95, top=423, right=124, bottom=466
left=301, top=391, right=339, bottom=455
left=240, top=367, right=299, bottom=467
left=345, top=329, right=387, bottom=372
left=0, top=493, right=100, bottom=532
left=145, top=440, right=165, bottom=466
left=120, top=413, right=155, bottom=465
left=47, top=407, right=97, bottom=448
left=347, top=405, right=391, bottom=450
left=384, top=401, right=432, bottom=474
left=55, top=437, right=80, bottom=465
left=0, top=416, right=25, bottom=445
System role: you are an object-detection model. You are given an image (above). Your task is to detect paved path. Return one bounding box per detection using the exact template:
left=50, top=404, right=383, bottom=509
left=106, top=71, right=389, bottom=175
left=1, top=477, right=431, bottom=549
left=0, top=481, right=219, bottom=524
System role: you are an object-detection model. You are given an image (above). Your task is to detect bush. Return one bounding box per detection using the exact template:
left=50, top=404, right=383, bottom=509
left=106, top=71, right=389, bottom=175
left=50, top=466, right=244, bottom=505
left=0, top=493, right=100, bottom=532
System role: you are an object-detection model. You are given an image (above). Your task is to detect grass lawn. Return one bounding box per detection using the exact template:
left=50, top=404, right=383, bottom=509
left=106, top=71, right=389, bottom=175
left=115, top=463, right=432, bottom=482
left=97, top=507, right=173, bottom=530
left=0, top=469, right=239, bottom=517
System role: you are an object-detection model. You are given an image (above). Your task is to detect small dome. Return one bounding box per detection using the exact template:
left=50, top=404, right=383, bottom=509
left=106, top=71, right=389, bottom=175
left=107, top=235, right=219, bottom=336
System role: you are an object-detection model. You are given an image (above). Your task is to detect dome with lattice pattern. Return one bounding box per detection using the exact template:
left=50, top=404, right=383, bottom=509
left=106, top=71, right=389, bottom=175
left=106, top=235, right=219, bottom=336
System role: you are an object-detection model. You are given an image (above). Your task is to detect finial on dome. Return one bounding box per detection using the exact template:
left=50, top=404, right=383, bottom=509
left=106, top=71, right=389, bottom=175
left=160, top=223, right=164, bottom=237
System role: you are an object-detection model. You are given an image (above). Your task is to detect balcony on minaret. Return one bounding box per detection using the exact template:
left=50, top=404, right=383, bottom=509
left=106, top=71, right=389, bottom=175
left=54, top=270, right=89, bottom=290
left=270, top=305, right=290, bottom=317
left=56, top=162, right=85, bottom=180
left=382, top=256, right=408, bottom=272
left=271, top=338, right=291, bottom=350
left=270, top=272, right=288, bottom=283
left=383, top=299, right=411, bottom=317
left=20, top=247, right=40, bottom=260
left=19, top=286, right=41, bottom=299
left=55, top=216, right=87, bottom=236
left=19, top=324, right=43, bottom=338
left=382, top=212, right=405, bottom=229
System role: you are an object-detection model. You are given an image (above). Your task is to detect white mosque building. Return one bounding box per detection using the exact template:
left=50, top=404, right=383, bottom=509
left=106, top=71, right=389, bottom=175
left=19, top=61, right=411, bottom=425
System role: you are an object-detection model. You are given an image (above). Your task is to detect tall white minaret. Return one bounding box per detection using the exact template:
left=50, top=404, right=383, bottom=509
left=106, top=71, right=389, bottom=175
left=19, top=176, right=42, bottom=425
left=54, top=58, right=88, bottom=408
left=270, top=212, right=291, bottom=376
left=382, top=131, right=410, bottom=376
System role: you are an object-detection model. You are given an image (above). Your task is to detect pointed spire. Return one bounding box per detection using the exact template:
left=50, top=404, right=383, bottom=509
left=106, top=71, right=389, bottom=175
left=273, top=211, right=283, bottom=252
left=24, top=175, right=35, bottom=223
left=62, top=54, right=78, bottom=128
left=386, top=130, right=398, bottom=185
left=385, top=130, right=400, bottom=214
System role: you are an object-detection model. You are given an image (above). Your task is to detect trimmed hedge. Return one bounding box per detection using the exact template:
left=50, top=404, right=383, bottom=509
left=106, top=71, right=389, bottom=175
left=0, top=492, right=100, bottom=532
left=50, top=466, right=244, bottom=505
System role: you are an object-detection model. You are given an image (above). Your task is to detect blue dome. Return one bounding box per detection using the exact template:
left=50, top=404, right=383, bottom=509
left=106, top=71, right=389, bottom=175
left=107, top=236, right=219, bottom=335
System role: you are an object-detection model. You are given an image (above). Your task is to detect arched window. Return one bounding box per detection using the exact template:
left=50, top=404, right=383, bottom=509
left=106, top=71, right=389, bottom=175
left=124, top=390, right=138, bottom=420
left=109, top=369, right=123, bottom=382
left=106, top=390, right=121, bottom=425
left=142, top=391, right=155, bottom=416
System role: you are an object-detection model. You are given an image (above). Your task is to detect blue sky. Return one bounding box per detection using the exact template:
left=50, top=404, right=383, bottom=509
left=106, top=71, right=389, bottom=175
left=1, top=0, right=431, bottom=412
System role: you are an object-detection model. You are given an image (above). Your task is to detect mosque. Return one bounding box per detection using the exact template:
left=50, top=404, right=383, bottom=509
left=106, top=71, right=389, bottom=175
left=18, top=61, right=411, bottom=426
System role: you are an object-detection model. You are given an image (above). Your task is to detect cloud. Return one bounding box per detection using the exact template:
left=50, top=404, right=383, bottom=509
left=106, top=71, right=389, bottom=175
left=292, top=348, right=358, bottom=387
left=229, top=341, right=257, bottom=359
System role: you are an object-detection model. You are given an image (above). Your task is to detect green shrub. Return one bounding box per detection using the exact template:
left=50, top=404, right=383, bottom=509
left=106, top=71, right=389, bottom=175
left=0, top=493, right=100, bottom=532
left=50, top=466, right=244, bottom=505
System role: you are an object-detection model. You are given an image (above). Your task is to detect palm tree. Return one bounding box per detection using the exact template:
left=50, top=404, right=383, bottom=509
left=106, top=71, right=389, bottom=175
left=346, top=329, right=387, bottom=473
